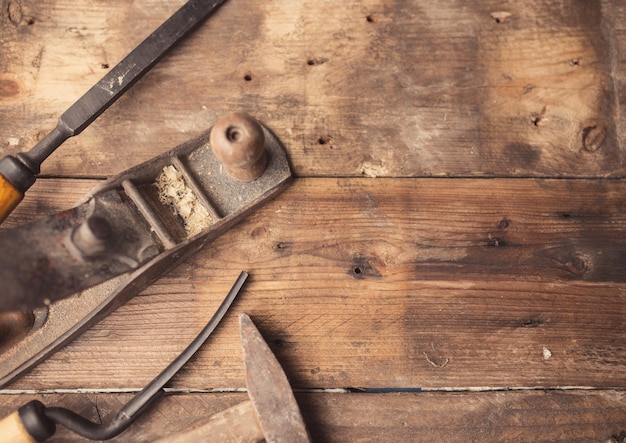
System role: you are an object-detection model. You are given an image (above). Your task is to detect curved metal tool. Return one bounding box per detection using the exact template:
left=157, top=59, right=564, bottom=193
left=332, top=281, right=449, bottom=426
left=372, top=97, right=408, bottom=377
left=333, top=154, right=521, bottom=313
left=0, top=271, right=247, bottom=442
left=160, top=313, right=310, bottom=443
left=0, top=113, right=292, bottom=387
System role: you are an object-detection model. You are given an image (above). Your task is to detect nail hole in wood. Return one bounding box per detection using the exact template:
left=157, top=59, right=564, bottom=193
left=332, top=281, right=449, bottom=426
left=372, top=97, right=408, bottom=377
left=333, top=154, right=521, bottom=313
left=318, top=135, right=333, bottom=148
left=531, top=106, right=547, bottom=126
left=307, top=57, right=328, bottom=66
left=244, top=74, right=253, bottom=82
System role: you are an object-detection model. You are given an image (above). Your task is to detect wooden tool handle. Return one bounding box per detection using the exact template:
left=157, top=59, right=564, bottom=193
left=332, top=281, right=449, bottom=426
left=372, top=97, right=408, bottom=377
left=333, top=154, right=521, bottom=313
left=0, top=401, right=56, bottom=442
left=158, top=401, right=264, bottom=443
left=0, top=411, right=37, bottom=443
left=0, top=174, right=24, bottom=224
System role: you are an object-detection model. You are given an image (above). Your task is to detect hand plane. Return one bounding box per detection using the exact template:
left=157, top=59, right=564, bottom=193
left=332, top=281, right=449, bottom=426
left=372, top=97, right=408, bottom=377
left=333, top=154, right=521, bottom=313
left=0, top=112, right=292, bottom=387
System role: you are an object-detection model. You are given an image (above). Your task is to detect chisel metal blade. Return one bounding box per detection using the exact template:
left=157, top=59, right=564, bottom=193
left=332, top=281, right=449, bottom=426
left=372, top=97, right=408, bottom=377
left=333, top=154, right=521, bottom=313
left=0, top=0, right=229, bottom=223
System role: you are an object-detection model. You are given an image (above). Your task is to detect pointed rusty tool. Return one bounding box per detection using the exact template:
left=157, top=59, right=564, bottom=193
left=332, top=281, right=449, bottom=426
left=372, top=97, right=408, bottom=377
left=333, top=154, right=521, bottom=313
left=0, top=271, right=247, bottom=442
left=0, top=0, right=229, bottom=224
left=160, top=313, right=310, bottom=443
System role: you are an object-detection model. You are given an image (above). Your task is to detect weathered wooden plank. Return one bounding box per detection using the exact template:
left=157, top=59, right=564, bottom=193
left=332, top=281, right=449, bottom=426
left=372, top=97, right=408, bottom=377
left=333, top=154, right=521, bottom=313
left=3, top=178, right=626, bottom=390
left=605, top=0, right=626, bottom=167
left=0, top=0, right=623, bottom=178
left=0, top=391, right=624, bottom=442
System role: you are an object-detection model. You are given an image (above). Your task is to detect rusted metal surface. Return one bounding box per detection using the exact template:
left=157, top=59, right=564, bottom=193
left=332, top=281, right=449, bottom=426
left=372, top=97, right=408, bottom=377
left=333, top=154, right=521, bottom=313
left=158, top=314, right=310, bottom=443
left=0, top=114, right=292, bottom=387
left=240, top=313, right=311, bottom=443
left=0, top=0, right=229, bottom=223
left=0, top=188, right=160, bottom=310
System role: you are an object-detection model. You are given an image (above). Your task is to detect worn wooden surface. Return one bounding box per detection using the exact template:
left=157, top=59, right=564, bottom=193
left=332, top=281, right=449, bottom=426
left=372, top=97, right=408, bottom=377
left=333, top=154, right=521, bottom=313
left=1, top=391, right=626, bottom=442
left=1, top=0, right=626, bottom=441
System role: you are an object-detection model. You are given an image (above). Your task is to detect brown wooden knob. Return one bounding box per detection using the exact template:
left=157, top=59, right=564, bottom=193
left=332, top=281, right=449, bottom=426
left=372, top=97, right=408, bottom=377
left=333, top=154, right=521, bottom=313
left=210, top=113, right=267, bottom=181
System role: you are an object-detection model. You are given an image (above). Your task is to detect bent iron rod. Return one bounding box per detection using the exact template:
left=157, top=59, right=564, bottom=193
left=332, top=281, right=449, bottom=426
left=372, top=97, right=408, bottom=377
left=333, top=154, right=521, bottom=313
left=0, top=271, right=248, bottom=442
left=0, top=0, right=229, bottom=224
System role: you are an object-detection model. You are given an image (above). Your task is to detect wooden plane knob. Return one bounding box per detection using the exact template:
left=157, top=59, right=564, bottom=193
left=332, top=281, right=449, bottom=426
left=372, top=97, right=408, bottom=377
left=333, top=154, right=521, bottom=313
left=210, top=113, right=267, bottom=181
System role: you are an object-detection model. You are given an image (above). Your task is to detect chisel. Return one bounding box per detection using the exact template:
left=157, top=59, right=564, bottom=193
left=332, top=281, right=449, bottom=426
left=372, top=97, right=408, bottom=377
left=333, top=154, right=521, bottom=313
left=0, top=0, right=229, bottom=224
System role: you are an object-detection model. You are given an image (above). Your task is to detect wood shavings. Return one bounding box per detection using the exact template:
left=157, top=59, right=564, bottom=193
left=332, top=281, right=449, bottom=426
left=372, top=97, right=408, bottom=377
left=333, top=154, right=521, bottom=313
left=155, top=165, right=212, bottom=237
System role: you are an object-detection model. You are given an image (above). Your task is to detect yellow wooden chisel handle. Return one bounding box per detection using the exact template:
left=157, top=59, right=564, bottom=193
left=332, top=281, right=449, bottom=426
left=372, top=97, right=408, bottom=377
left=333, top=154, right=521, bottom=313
left=0, top=401, right=55, bottom=442
left=0, top=173, right=24, bottom=224
left=0, top=410, right=39, bottom=443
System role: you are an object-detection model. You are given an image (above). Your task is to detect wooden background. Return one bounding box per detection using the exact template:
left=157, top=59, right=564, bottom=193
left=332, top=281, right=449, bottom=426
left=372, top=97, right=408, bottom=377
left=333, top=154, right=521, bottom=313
left=1, top=0, right=626, bottom=441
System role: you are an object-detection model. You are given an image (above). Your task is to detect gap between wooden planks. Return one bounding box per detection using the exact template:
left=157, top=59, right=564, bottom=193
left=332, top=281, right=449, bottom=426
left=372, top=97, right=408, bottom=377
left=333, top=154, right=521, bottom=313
left=0, top=391, right=624, bottom=442
left=3, top=177, right=626, bottom=392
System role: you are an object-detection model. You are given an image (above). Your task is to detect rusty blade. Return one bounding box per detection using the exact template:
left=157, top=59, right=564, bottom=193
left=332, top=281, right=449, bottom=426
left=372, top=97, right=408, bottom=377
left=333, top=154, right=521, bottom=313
left=239, top=313, right=310, bottom=443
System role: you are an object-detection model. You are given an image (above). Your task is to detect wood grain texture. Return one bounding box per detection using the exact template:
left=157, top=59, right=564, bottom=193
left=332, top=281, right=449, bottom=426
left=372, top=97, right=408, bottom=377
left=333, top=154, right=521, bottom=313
left=0, top=391, right=624, bottom=442
left=1, top=0, right=626, bottom=440
left=3, top=178, right=625, bottom=390
left=0, top=0, right=624, bottom=178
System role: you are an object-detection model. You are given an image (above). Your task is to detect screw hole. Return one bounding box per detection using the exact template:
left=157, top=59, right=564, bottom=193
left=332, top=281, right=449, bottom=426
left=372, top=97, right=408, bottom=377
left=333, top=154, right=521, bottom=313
left=101, top=63, right=109, bottom=69
left=244, top=74, right=252, bottom=82
left=354, top=267, right=362, bottom=274
left=226, top=126, right=241, bottom=142
left=318, top=135, right=333, bottom=147
left=570, top=58, right=580, bottom=67
left=366, top=15, right=375, bottom=23
left=25, top=17, right=35, bottom=26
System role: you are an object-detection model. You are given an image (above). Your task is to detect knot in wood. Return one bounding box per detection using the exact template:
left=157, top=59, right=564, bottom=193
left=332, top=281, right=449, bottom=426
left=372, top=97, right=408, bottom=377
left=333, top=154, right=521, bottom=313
left=581, top=120, right=607, bottom=152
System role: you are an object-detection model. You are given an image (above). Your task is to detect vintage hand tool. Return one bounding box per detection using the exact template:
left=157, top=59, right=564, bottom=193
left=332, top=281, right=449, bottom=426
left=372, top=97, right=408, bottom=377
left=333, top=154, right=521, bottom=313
left=0, top=0, right=229, bottom=224
left=0, top=112, right=292, bottom=386
left=160, top=313, right=310, bottom=443
left=0, top=271, right=247, bottom=442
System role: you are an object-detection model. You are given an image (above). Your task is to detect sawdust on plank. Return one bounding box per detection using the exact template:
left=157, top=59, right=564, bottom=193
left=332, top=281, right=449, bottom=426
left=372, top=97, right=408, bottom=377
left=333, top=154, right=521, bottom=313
left=155, top=165, right=212, bottom=237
